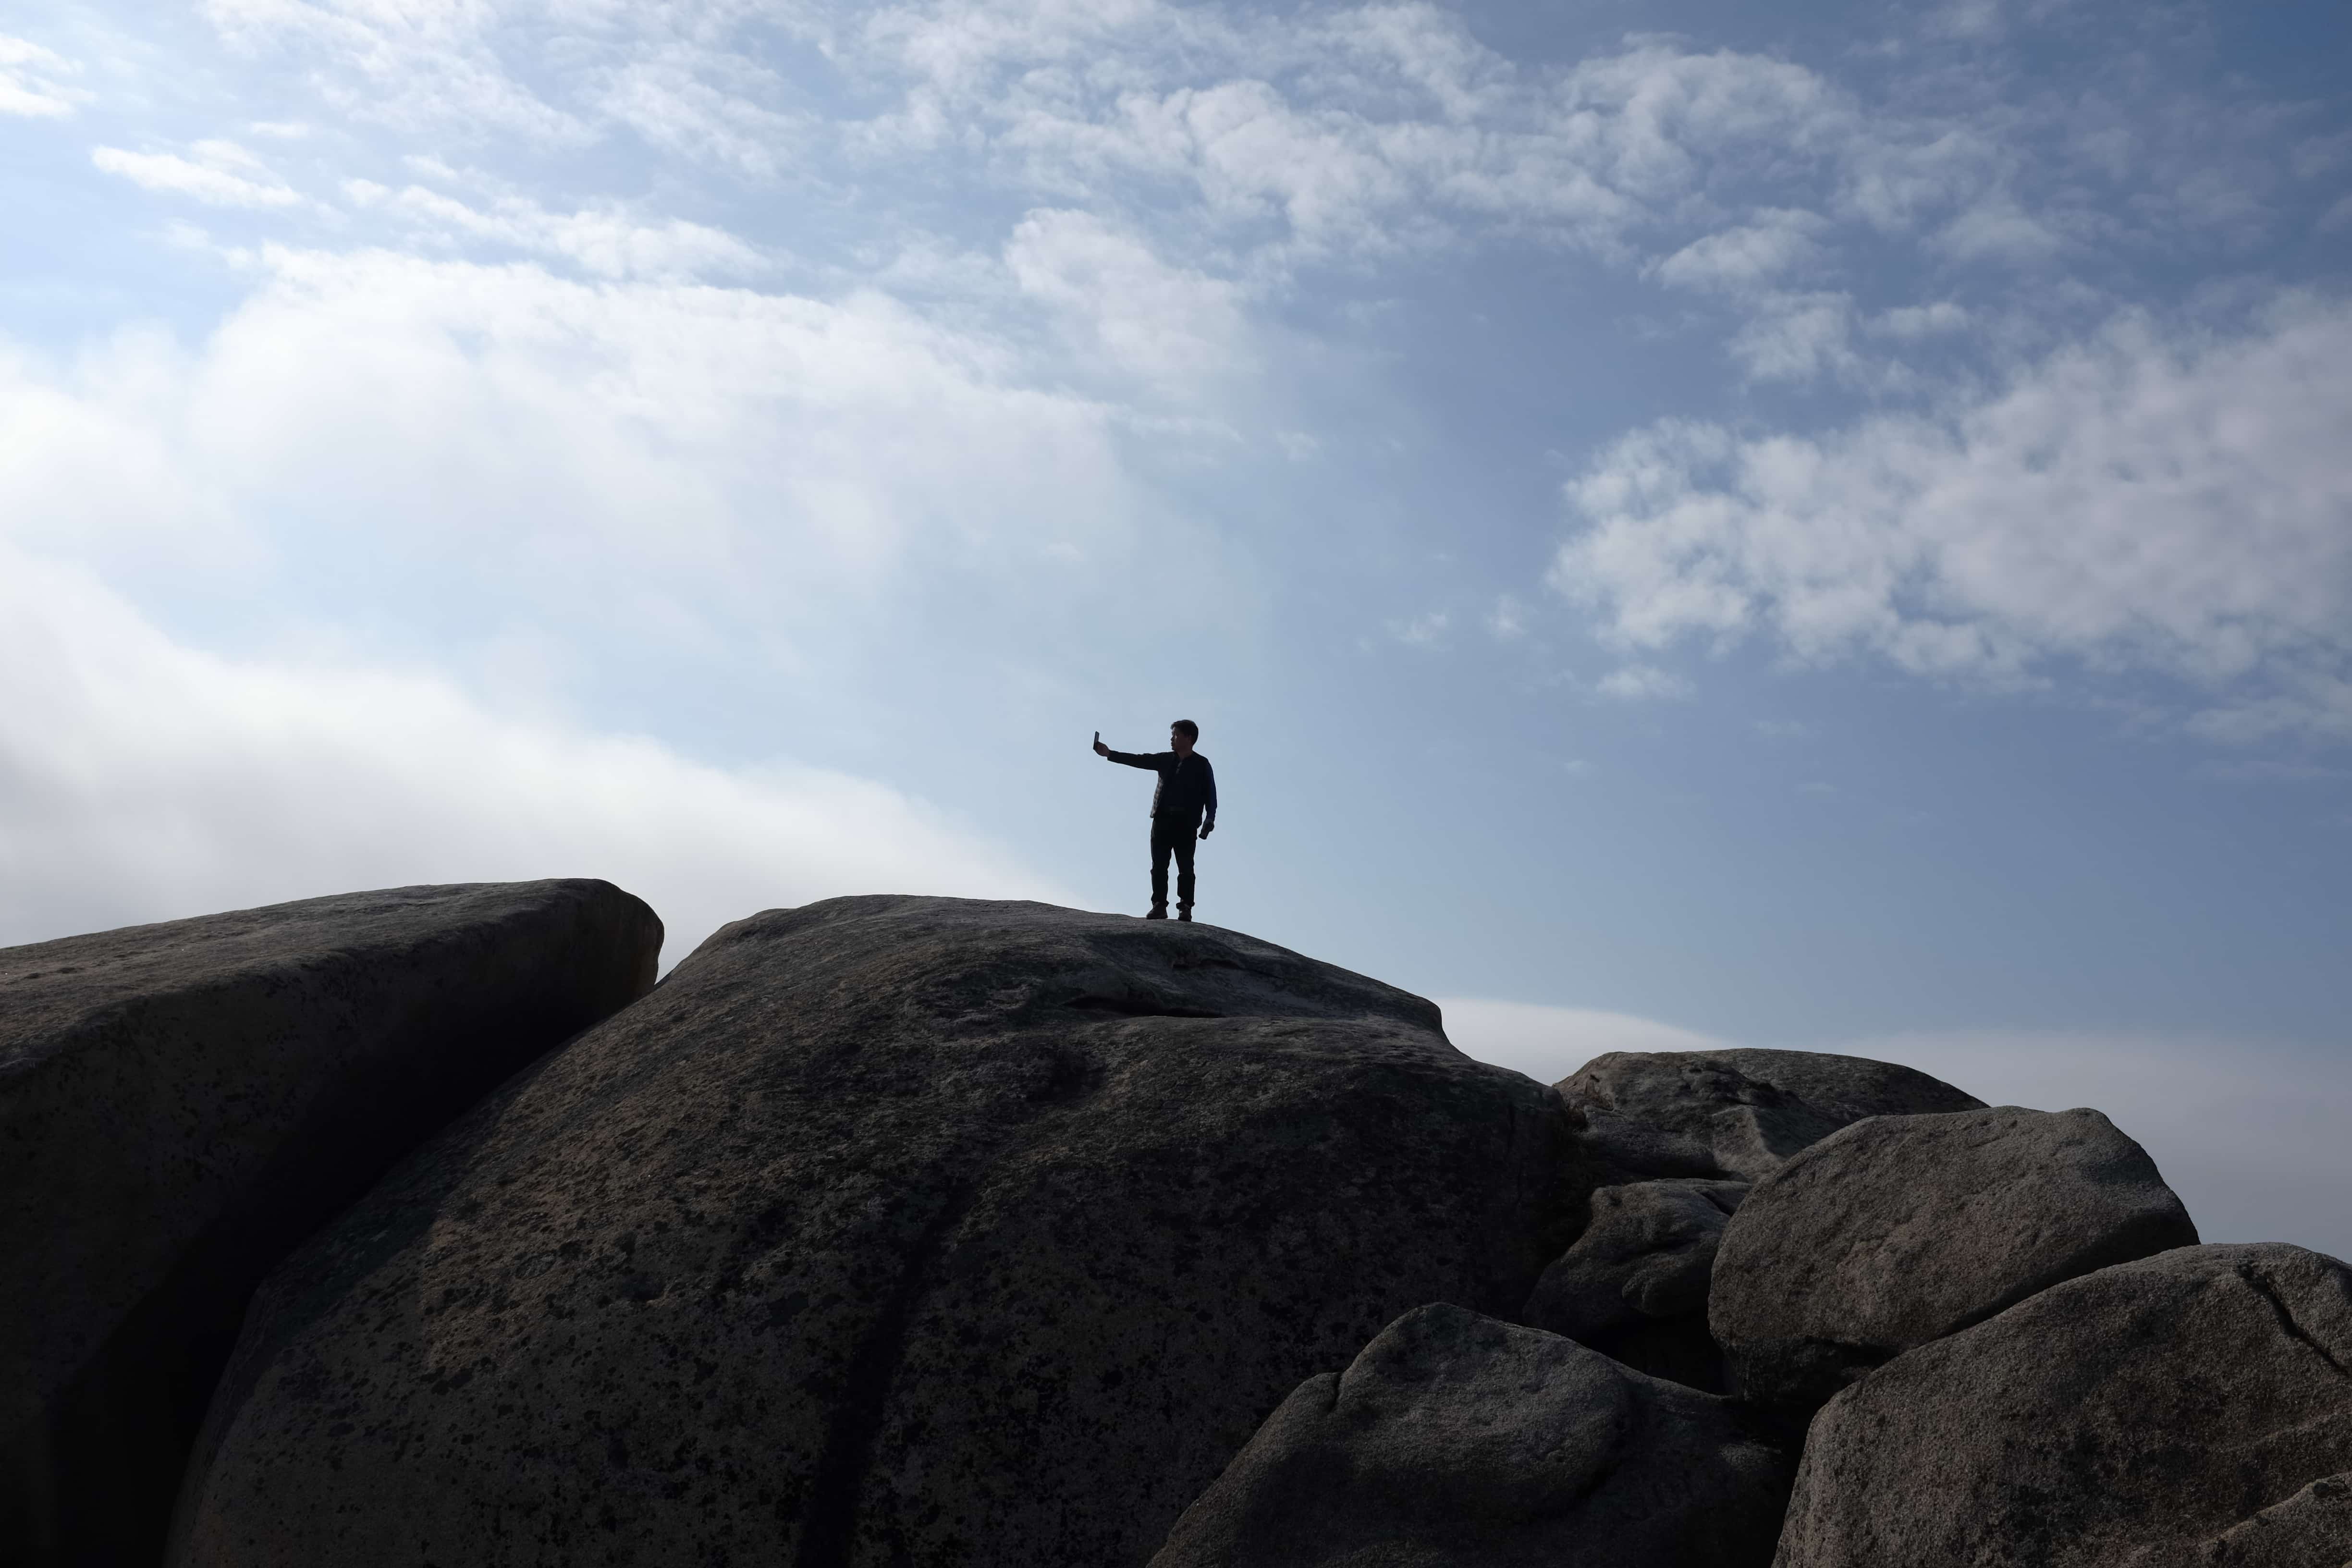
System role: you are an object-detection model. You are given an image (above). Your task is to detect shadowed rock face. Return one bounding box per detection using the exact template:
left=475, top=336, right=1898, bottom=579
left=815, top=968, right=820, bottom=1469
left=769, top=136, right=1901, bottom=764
left=1535, top=1049, right=1982, bottom=1392
left=1556, top=1049, right=1986, bottom=1184
left=2133, top=1472, right=2352, bottom=1568
left=1150, top=1303, right=1795, bottom=1568
left=1522, top=1179, right=1747, bottom=1391
left=1712, top=1105, right=2199, bottom=1410
left=170, top=896, right=1584, bottom=1568
left=0, top=880, right=662, bottom=1568
left=1776, top=1244, right=2352, bottom=1568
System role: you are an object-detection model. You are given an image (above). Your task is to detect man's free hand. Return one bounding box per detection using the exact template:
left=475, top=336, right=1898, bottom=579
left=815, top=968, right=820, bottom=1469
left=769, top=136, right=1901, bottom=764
left=1199, top=821, right=1214, bottom=839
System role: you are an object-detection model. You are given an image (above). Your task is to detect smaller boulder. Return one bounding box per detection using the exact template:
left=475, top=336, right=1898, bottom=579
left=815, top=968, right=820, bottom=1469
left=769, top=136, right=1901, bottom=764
left=1556, top=1050, right=1983, bottom=1183
left=1775, top=1244, right=2352, bottom=1568
left=1522, top=1179, right=1747, bottom=1391
left=1711, top=1105, right=2197, bottom=1409
left=1150, top=1302, right=1793, bottom=1568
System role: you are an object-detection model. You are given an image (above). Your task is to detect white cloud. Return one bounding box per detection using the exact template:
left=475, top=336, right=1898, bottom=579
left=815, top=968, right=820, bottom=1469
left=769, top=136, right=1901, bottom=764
left=1553, top=296, right=2352, bottom=737
left=347, top=181, right=768, bottom=281
left=92, top=143, right=301, bottom=208
left=1651, top=208, right=1828, bottom=292
left=594, top=53, right=811, bottom=181
left=0, top=541, right=1074, bottom=965
left=1934, top=195, right=2066, bottom=264
left=202, top=0, right=586, bottom=144
left=1922, top=0, right=2007, bottom=41
left=0, top=34, right=79, bottom=117
left=1725, top=291, right=1855, bottom=383
left=1391, top=610, right=1449, bottom=648
left=831, top=9, right=1943, bottom=277
left=1443, top=999, right=2352, bottom=1264
left=1595, top=662, right=1692, bottom=700
left=168, top=0, right=2309, bottom=441
left=1868, top=301, right=1968, bottom=339
left=1836, top=124, right=2005, bottom=236
left=1005, top=208, right=1250, bottom=388
left=0, top=246, right=1155, bottom=606
left=171, top=0, right=2177, bottom=417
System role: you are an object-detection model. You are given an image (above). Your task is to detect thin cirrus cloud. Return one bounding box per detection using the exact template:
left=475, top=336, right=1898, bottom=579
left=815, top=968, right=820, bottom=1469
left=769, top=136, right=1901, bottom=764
left=91, top=142, right=302, bottom=208
left=201, top=0, right=591, bottom=146
left=184, top=0, right=2019, bottom=288
left=1, top=33, right=78, bottom=117
left=342, top=181, right=769, bottom=282
left=1551, top=296, right=2352, bottom=738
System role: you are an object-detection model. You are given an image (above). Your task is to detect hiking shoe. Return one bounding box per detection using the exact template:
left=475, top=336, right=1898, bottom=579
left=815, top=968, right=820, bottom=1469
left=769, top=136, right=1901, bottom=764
left=1176, top=908, right=1193, bottom=922
left=1144, top=906, right=1168, bottom=920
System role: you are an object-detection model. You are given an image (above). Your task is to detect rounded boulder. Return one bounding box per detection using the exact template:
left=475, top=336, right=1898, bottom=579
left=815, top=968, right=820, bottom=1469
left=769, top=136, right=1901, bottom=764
left=170, top=896, right=1583, bottom=1568
left=1152, top=1302, right=1794, bottom=1568
left=1712, top=1105, right=2198, bottom=1409
left=1775, top=1243, right=2352, bottom=1567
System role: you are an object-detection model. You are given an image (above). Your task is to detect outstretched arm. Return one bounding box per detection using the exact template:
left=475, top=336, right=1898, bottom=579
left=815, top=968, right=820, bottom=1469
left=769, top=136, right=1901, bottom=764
left=1100, top=746, right=1164, bottom=769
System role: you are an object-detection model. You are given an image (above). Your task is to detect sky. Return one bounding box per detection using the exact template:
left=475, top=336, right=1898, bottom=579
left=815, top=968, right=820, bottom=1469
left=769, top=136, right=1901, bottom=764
left=3, top=0, right=2348, bottom=1253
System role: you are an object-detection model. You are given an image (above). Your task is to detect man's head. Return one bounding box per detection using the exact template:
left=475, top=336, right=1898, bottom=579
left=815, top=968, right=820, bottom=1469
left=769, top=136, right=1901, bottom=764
left=1170, top=719, right=1199, bottom=756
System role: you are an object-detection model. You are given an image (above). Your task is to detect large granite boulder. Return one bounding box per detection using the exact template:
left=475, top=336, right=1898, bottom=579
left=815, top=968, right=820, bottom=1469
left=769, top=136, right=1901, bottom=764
left=1150, top=1302, right=1794, bottom=1568
left=1, top=881, right=662, bottom=1568
left=1556, top=1049, right=1984, bottom=1183
left=170, top=896, right=1584, bottom=1568
left=1776, top=1244, right=2352, bottom=1568
left=1521, top=1178, right=1746, bottom=1391
left=1712, top=1105, right=2198, bottom=1409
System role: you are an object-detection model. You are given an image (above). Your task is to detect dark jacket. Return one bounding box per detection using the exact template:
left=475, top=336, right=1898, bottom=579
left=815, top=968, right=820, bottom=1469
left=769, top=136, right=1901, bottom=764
left=1105, top=750, right=1217, bottom=828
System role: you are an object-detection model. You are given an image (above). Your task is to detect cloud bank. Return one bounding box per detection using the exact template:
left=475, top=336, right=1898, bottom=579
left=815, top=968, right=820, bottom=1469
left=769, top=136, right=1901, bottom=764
left=0, top=541, right=1075, bottom=965
left=1554, top=296, right=2352, bottom=736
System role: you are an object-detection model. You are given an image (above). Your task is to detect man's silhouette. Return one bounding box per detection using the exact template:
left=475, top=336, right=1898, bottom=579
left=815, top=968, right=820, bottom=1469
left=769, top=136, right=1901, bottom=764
left=1094, top=720, right=1217, bottom=921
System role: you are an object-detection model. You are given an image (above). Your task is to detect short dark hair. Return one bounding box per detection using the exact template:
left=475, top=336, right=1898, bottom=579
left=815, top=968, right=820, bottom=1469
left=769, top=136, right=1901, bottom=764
left=1171, top=718, right=1200, bottom=740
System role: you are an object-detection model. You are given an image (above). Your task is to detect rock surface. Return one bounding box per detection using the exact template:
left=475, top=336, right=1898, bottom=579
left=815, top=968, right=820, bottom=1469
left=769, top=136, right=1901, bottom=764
left=1522, top=1178, right=1746, bottom=1390
left=0, top=881, right=662, bottom=1568
left=1151, top=1302, right=1794, bottom=1568
left=1775, top=1243, right=2352, bottom=1568
left=170, top=896, right=1583, bottom=1568
left=1557, top=1049, right=1984, bottom=1183
left=2135, top=1472, right=2352, bottom=1568
left=1712, top=1105, right=2198, bottom=1409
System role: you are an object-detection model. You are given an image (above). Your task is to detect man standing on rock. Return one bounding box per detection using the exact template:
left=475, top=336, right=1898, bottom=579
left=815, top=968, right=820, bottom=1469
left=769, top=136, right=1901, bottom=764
left=1093, top=721, right=1217, bottom=921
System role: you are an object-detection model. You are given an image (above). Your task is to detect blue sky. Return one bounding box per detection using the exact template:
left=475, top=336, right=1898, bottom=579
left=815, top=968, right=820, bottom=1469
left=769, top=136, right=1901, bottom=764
left=4, top=0, right=2348, bottom=1250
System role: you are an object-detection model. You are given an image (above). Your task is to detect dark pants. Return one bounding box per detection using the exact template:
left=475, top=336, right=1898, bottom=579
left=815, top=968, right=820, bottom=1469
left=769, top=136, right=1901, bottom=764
left=1150, top=815, right=1199, bottom=911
